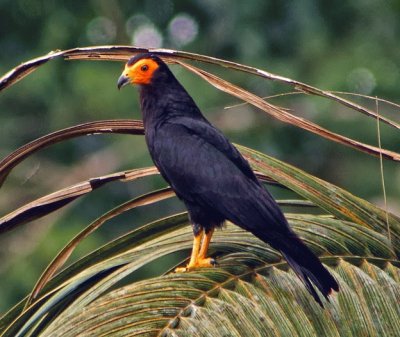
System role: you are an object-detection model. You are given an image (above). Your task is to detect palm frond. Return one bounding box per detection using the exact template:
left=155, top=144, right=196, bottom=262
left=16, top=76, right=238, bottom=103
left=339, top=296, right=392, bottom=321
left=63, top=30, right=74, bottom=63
left=1, top=46, right=399, bottom=160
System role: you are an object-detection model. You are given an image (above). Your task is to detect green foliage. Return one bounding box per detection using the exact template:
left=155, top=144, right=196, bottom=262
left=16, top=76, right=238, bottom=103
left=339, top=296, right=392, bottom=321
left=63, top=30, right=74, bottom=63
left=0, top=146, right=399, bottom=336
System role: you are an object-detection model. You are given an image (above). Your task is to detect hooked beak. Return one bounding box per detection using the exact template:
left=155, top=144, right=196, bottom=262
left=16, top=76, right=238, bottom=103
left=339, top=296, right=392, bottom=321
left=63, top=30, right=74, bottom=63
left=117, top=74, right=130, bottom=90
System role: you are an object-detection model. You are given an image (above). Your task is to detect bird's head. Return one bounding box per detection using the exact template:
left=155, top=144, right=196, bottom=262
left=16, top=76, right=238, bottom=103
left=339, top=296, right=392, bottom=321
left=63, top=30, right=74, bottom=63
left=117, top=53, right=165, bottom=89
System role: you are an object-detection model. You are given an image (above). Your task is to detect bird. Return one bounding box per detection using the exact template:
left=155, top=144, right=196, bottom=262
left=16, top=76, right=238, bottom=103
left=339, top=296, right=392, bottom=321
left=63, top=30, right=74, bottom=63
left=117, top=53, right=339, bottom=306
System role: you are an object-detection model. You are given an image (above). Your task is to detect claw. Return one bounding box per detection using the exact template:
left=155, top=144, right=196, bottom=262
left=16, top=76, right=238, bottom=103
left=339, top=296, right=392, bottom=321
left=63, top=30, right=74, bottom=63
left=175, top=228, right=216, bottom=273
left=175, top=266, right=189, bottom=273
left=175, top=257, right=216, bottom=273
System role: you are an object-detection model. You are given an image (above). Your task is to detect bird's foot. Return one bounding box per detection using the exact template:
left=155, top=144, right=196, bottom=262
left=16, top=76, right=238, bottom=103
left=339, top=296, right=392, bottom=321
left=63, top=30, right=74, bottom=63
left=175, top=257, right=216, bottom=272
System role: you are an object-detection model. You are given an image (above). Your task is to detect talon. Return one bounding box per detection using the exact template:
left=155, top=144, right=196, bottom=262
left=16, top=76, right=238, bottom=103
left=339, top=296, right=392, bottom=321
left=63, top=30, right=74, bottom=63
left=174, top=266, right=188, bottom=273
left=195, top=257, right=215, bottom=268
left=175, top=228, right=216, bottom=273
left=174, top=257, right=215, bottom=273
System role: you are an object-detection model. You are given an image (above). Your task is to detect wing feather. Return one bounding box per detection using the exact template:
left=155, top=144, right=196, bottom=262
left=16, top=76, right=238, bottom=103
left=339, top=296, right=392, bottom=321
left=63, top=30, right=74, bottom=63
left=152, top=118, right=286, bottom=233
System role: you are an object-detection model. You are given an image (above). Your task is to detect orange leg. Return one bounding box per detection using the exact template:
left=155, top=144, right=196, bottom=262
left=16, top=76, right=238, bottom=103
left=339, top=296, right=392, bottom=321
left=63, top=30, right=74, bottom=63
left=175, top=228, right=215, bottom=272
left=198, top=228, right=214, bottom=261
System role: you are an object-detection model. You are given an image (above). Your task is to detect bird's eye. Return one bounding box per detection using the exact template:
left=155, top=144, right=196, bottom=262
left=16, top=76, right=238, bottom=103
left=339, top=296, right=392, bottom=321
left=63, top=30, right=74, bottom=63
left=141, top=64, right=149, bottom=72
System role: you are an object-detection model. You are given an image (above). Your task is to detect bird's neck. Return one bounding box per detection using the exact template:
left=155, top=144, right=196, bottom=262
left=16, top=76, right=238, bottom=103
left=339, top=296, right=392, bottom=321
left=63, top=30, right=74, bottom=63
left=139, top=81, right=203, bottom=129
left=139, top=85, right=165, bottom=128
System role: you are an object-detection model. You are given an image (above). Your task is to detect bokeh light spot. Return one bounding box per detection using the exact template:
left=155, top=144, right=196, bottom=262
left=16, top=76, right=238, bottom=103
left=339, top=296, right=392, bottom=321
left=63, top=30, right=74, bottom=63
left=86, top=17, right=116, bottom=44
left=168, top=13, right=198, bottom=46
left=125, top=14, right=151, bottom=37
left=347, top=68, right=376, bottom=95
left=132, top=24, right=163, bottom=48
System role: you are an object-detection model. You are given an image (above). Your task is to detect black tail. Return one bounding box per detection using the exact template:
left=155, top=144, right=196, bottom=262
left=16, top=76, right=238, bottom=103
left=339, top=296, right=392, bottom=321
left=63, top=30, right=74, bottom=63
left=277, top=234, right=339, bottom=307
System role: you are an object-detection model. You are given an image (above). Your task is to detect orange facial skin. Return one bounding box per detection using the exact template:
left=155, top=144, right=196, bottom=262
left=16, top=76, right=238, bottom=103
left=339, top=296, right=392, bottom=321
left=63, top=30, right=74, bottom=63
left=123, top=58, right=160, bottom=85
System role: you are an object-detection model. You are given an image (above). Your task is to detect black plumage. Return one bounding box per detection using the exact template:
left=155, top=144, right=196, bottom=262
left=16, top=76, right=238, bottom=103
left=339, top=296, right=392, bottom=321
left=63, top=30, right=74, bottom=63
left=118, top=53, right=339, bottom=306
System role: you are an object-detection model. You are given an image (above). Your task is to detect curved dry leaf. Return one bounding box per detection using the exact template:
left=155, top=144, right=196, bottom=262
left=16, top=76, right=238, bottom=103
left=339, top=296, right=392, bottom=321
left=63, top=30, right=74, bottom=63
left=2, top=46, right=398, bottom=131
left=1, top=46, right=399, bottom=162
left=177, top=61, right=400, bottom=161
left=0, top=166, right=158, bottom=234
left=0, top=119, right=144, bottom=187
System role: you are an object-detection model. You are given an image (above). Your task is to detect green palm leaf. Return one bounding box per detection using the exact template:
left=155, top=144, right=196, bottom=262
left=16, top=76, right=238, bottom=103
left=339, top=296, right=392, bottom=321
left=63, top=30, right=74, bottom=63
left=1, top=149, right=399, bottom=337
left=3, top=221, right=399, bottom=337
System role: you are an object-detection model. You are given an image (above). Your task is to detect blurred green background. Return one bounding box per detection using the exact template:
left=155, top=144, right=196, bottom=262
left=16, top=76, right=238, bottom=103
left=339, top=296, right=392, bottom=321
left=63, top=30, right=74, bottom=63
left=0, top=0, right=399, bottom=312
